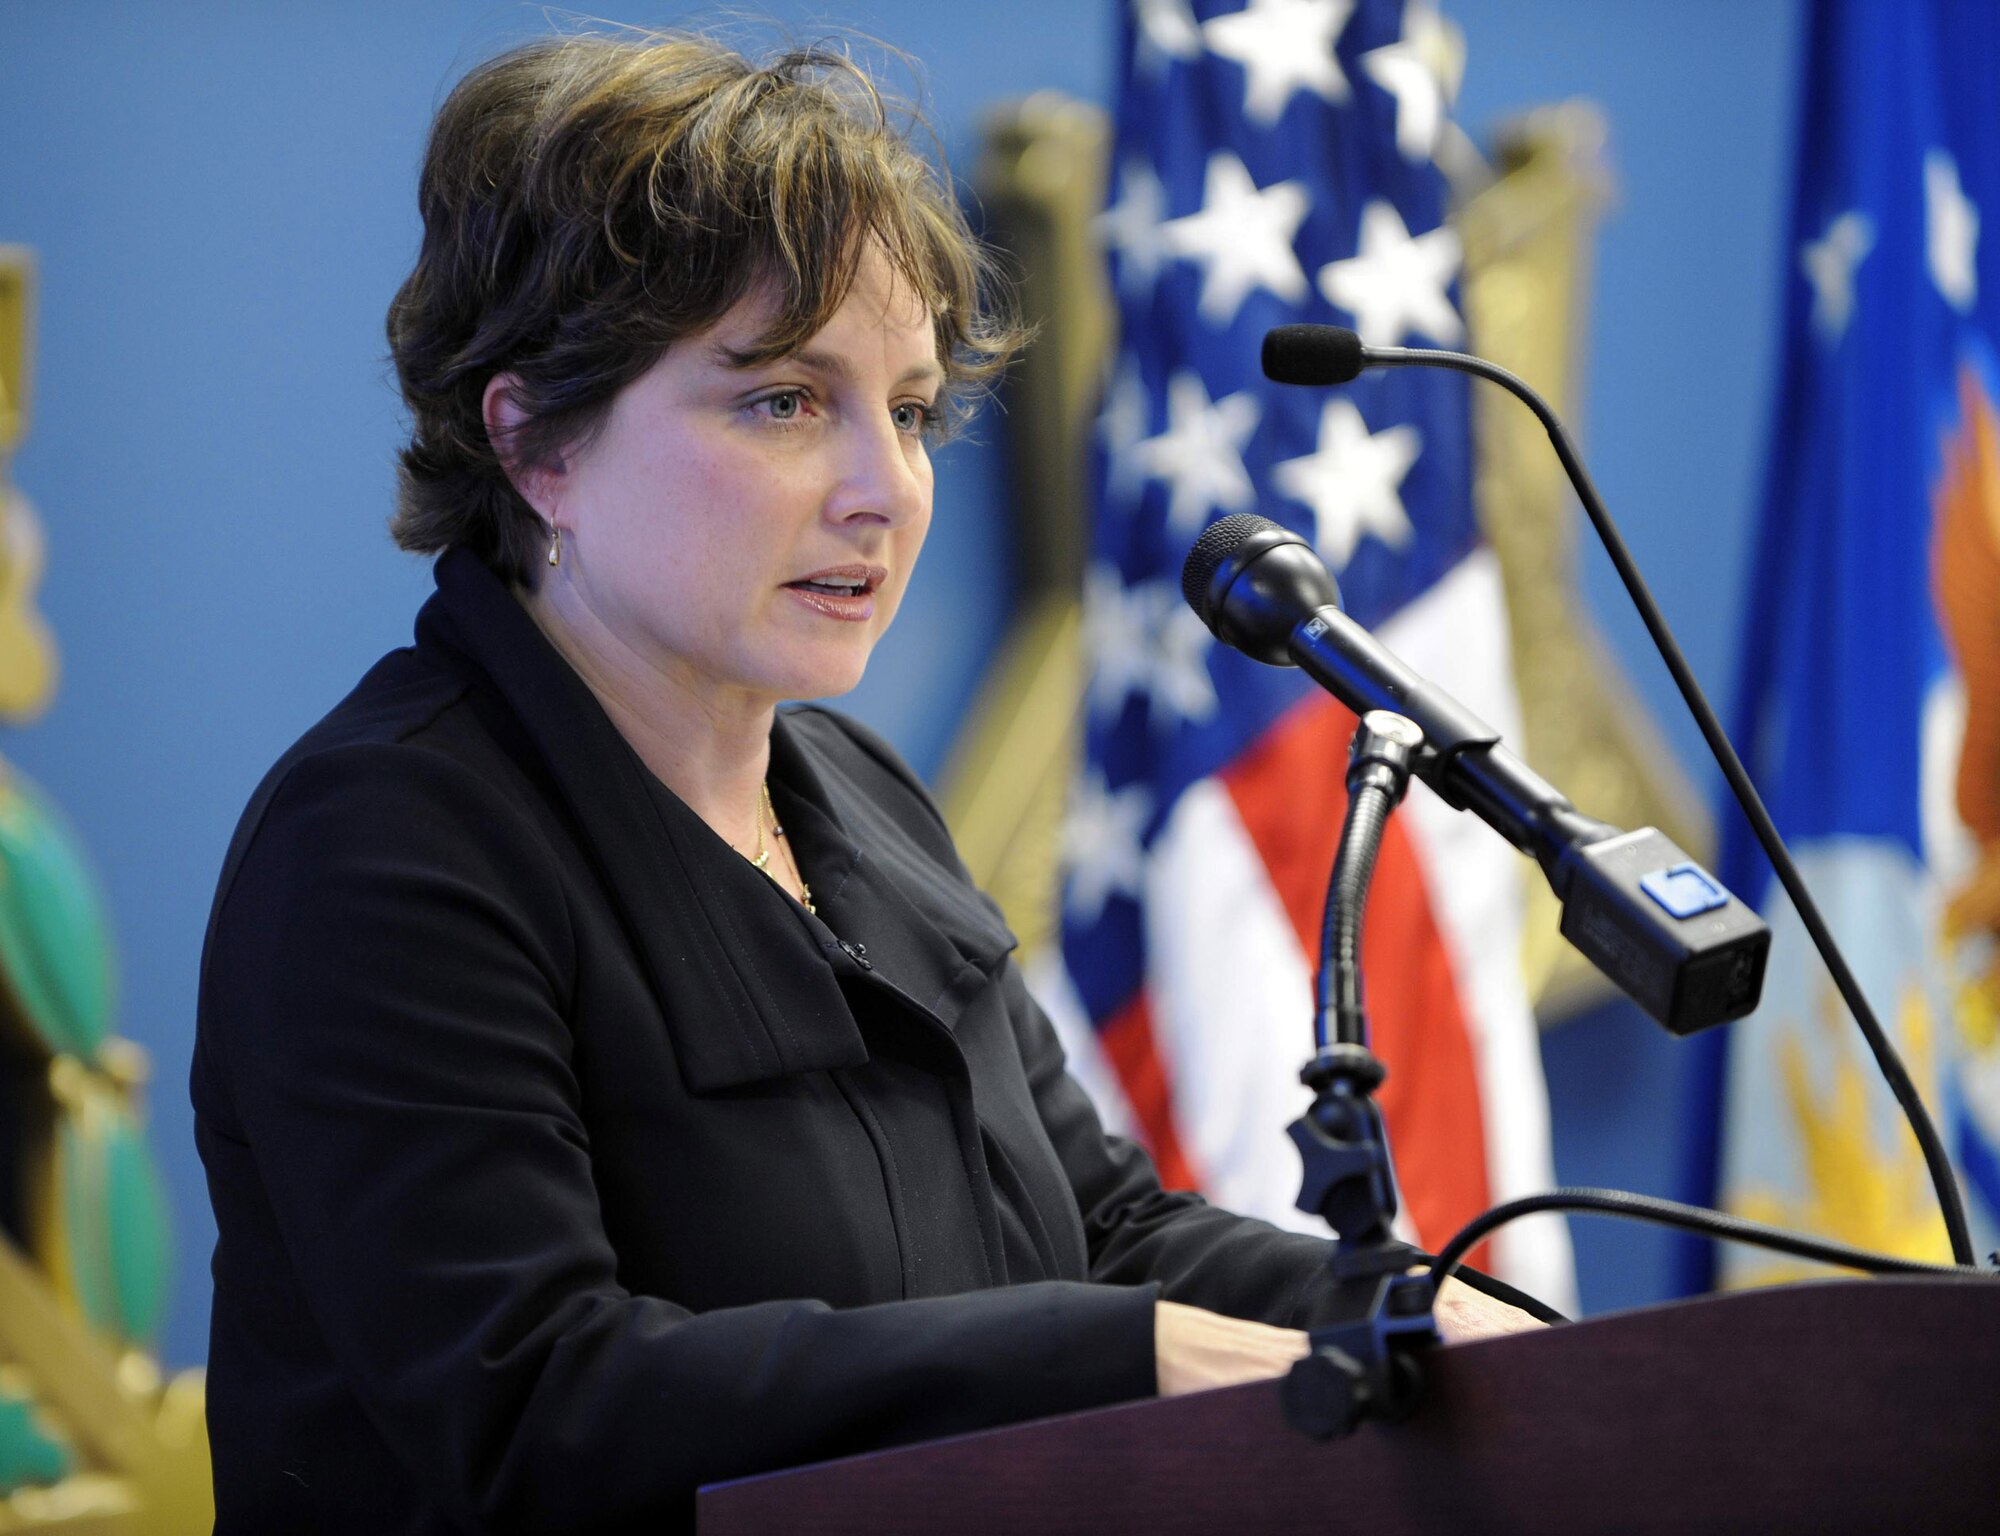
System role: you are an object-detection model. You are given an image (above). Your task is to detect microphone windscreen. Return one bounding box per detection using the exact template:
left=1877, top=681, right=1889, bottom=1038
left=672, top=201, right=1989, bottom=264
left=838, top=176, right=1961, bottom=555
left=1181, top=512, right=1281, bottom=626
left=1262, top=324, right=1366, bottom=385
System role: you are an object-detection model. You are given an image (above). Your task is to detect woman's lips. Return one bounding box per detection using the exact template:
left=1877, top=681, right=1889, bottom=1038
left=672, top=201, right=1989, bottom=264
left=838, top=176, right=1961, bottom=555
left=782, top=564, right=886, bottom=623
left=784, top=584, right=875, bottom=622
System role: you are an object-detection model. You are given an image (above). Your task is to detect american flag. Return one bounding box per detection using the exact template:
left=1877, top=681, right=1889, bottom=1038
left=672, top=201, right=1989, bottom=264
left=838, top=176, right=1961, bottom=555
left=1039, top=0, right=1575, bottom=1304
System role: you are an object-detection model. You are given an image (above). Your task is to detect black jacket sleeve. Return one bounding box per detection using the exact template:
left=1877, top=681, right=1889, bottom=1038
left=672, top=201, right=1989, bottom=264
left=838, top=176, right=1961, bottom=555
left=1009, top=962, right=1569, bottom=1328
left=202, top=743, right=1155, bottom=1534
left=1005, top=960, right=1341, bottom=1326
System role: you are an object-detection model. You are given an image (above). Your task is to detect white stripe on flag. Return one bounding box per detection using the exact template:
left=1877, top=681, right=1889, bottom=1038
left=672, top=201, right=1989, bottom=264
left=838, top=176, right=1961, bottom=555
left=1377, top=548, right=1576, bottom=1311
left=1145, top=776, right=1330, bottom=1237
left=1026, top=949, right=1138, bottom=1143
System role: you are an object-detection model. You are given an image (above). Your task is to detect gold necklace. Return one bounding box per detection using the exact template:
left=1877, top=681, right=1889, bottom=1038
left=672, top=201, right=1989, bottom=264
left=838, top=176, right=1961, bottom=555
left=750, top=785, right=774, bottom=873
left=753, top=781, right=814, bottom=915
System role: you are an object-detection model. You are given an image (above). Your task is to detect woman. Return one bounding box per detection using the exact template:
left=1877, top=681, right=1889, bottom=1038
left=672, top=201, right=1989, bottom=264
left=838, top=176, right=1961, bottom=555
left=192, top=29, right=1540, bottom=1535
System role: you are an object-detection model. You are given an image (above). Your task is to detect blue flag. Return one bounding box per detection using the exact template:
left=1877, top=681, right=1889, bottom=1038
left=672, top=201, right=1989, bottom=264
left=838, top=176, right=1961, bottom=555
left=1702, top=0, right=2000, bottom=1285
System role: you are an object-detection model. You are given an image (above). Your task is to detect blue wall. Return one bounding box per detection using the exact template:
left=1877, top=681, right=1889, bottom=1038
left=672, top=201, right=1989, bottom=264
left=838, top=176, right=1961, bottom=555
left=0, top=1, right=1800, bottom=1366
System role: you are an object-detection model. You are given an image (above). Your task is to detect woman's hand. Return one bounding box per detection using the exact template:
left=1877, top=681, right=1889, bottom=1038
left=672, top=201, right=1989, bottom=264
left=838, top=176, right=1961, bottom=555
left=1430, top=1274, right=1549, bottom=1343
left=1154, top=1274, right=1546, bottom=1397
left=1153, top=1300, right=1311, bottom=1396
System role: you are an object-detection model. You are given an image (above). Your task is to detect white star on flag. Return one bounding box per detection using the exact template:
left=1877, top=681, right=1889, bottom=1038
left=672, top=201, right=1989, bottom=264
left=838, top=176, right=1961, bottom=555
left=1134, top=0, right=1202, bottom=78
left=1085, top=563, right=1152, bottom=718
left=1360, top=34, right=1445, bottom=161
left=1318, top=198, right=1463, bottom=347
left=1272, top=398, right=1420, bottom=569
left=1147, top=602, right=1220, bottom=729
left=1097, top=357, right=1152, bottom=506
left=1131, top=369, right=1263, bottom=535
left=1925, top=149, right=1979, bottom=313
left=1800, top=210, right=1874, bottom=343
left=1161, top=152, right=1311, bottom=325
left=1400, top=1, right=1464, bottom=100
left=1097, top=158, right=1169, bottom=299
left=1201, top=0, right=1355, bottom=126
left=1063, top=769, right=1153, bottom=924
left=1085, top=565, right=1219, bottom=729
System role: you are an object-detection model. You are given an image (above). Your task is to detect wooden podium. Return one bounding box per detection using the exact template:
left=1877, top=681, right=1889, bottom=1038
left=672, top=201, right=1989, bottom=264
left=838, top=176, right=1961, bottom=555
left=698, top=1277, right=2000, bottom=1533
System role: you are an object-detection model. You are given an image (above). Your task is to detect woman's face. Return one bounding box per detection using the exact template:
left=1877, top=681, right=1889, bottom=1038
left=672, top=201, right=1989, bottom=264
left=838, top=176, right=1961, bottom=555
left=544, top=245, right=940, bottom=712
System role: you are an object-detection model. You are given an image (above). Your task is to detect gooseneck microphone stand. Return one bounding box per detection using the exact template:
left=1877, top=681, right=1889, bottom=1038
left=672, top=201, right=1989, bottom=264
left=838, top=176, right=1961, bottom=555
left=1281, top=709, right=1439, bottom=1441
left=1282, top=706, right=1981, bottom=1442
left=1261, top=322, right=1974, bottom=1267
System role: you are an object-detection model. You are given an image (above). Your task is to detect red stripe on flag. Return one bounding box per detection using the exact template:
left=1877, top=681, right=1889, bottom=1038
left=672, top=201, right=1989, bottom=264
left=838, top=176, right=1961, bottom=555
left=1099, top=991, right=1201, bottom=1192
left=1219, top=694, right=1493, bottom=1267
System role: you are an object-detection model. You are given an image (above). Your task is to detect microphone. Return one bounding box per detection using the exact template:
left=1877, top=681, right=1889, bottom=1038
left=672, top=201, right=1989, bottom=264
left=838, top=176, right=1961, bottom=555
left=1182, top=513, right=1769, bottom=1036
left=1262, top=324, right=1367, bottom=386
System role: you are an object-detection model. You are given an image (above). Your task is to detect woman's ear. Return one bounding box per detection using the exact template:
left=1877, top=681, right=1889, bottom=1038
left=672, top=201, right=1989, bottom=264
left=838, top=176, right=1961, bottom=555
left=482, top=372, right=566, bottom=519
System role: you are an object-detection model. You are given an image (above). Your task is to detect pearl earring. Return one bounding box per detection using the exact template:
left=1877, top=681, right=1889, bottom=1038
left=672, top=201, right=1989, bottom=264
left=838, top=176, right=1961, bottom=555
left=548, top=526, right=562, bottom=568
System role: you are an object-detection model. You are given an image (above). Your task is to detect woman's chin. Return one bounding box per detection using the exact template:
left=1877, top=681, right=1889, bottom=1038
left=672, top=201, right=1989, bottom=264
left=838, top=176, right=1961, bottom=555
left=765, top=654, right=871, bottom=704
left=784, top=674, right=865, bottom=704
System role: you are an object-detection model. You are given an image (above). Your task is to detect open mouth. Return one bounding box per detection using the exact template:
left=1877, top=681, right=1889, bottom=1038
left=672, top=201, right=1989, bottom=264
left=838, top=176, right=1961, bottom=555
left=784, top=566, right=885, bottom=598
left=782, top=564, right=887, bottom=621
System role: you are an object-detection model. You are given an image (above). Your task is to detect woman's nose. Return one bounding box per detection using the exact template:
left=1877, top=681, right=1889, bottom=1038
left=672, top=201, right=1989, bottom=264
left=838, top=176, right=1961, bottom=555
left=825, top=414, right=928, bottom=528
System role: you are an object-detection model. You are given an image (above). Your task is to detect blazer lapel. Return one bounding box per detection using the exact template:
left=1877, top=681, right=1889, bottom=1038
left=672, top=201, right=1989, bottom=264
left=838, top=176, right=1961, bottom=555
left=770, top=712, right=1018, bottom=1035
left=421, top=550, right=867, bottom=1093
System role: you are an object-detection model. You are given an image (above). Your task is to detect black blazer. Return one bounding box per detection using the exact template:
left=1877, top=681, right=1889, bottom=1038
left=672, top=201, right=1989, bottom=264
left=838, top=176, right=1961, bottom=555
left=192, top=550, right=1386, bottom=1533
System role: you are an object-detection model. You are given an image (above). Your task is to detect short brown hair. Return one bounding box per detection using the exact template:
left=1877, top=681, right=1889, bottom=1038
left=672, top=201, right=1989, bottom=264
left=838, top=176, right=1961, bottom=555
left=386, top=30, right=1024, bottom=584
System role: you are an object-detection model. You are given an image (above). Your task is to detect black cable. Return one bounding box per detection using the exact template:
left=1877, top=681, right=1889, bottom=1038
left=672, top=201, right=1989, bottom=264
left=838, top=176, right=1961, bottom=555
left=1372, top=345, right=1975, bottom=1269
left=1429, top=1187, right=1979, bottom=1290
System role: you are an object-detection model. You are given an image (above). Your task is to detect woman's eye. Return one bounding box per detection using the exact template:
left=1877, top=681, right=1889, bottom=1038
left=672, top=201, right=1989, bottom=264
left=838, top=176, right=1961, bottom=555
left=762, top=391, right=805, bottom=422
left=892, top=401, right=936, bottom=435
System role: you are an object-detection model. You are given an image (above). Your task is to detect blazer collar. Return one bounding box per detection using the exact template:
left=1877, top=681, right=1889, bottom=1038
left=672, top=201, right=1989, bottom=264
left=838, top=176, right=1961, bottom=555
left=418, top=549, right=1009, bottom=1090
left=771, top=717, right=1017, bottom=1027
